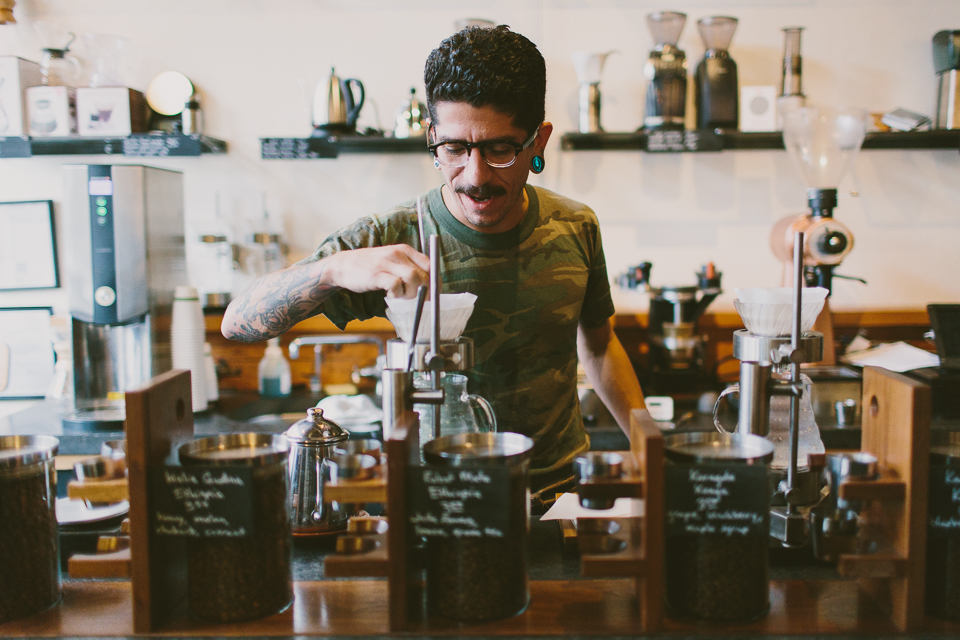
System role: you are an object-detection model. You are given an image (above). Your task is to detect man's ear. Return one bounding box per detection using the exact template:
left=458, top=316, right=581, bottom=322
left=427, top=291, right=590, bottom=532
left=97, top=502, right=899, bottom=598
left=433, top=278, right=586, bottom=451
left=535, top=122, right=554, bottom=153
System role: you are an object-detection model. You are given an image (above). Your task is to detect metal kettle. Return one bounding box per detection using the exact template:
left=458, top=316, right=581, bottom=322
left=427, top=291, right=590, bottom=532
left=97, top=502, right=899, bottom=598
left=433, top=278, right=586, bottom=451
left=312, top=67, right=365, bottom=135
left=283, top=407, right=350, bottom=535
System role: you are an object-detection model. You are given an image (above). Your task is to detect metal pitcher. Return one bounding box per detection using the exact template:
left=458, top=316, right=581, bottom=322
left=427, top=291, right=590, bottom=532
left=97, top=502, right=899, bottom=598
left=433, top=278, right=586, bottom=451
left=312, top=67, right=365, bottom=135
left=283, top=407, right=351, bottom=535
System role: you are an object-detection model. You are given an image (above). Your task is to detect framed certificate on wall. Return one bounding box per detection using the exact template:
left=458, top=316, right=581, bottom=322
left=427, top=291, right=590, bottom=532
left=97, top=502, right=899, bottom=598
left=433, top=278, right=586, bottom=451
left=0, top=200, right=59, bottom=290
left=0, top=307, right=55, bottom=399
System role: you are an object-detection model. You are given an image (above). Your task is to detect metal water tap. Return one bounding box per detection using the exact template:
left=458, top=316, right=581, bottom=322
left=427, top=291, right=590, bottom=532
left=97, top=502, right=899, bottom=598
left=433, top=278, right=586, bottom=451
left=289, top=335, right=385, bottom=395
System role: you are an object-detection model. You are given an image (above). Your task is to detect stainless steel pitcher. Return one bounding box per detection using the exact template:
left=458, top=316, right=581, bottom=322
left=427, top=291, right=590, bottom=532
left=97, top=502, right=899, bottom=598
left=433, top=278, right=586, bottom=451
left=312, top=67, right=365, bottom=135
left=283, top=407, right=351, bottom=535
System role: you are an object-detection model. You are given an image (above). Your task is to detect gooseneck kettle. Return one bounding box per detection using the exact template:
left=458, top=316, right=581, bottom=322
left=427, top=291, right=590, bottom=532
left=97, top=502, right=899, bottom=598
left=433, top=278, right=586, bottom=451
left=312, top=67, right=365, bottom=136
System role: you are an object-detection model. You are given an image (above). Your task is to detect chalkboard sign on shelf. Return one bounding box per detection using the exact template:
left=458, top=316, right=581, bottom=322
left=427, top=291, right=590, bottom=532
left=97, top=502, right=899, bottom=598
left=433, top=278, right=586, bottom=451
left=407, top=465, right=511, bottom=539
left=0, top=136, right=31, bottom=158
left=261, top=137, right=338, bottom=159
left=149, top=465, right=255, bottom=538
left=665, top=464, right=768, bottom=538
left=647, top=129, right=722, bottom=153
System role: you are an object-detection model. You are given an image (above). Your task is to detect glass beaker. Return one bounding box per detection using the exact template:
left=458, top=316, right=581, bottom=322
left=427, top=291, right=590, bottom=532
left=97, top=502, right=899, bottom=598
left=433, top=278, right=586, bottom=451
left=414, top=373, right=496, bottom=446
left=81, top=33, right=132, bottom=88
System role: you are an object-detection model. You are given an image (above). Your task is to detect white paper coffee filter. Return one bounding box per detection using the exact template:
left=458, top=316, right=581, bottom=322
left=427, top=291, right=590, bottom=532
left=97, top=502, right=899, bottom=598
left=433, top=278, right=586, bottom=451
left=734, top=287, right=828, bottom=337
left=385, top=292, right=477, bottom=342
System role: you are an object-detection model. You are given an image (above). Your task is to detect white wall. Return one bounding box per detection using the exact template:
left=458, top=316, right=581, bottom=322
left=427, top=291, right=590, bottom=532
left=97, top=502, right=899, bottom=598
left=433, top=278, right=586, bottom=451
left=1, top=0, right=958, bottom=317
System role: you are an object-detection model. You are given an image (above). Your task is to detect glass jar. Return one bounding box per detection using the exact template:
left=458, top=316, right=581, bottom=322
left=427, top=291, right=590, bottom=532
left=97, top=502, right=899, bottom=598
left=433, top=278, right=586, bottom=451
left=178, top=434, right=292, bottom=623
left=663, top=431, right=774, bottom=622
left=926, top=431, right=960, bottom=620
left=422, top=432, right=534, bottom=622
left=0, top=435, right=61, bottom=624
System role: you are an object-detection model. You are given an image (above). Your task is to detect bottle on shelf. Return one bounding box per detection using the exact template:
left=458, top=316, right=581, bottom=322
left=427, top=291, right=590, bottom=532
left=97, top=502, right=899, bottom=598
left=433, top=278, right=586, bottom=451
left=258, top=338, right=291, bottom=398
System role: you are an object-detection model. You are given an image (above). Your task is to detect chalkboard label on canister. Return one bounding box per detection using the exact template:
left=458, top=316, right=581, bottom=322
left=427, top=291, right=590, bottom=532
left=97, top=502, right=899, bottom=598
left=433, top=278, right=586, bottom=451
left=407, top=465, right=511, bottom=538
left=149, top=465, right=254, bottom=538
left=665, top=464, right=769, bottom=538
left=927, top=441, right=960, bottom=621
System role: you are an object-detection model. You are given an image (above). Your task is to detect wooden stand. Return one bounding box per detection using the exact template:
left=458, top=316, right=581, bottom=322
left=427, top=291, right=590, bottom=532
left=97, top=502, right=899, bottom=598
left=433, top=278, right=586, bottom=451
left=124, top=369, right=195, bottom=633
left=576, top=409, right=664, bottom=633
left=835, top=366, right=931, bottom=632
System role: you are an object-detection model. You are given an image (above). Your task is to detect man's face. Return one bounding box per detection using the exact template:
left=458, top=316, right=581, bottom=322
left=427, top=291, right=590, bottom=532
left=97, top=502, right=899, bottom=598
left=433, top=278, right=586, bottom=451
left=431, top=102, right=552, bottom=234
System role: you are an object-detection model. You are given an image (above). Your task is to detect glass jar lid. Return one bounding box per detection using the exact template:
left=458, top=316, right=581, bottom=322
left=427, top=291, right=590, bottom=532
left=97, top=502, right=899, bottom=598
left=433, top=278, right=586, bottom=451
left=664, top=431, right=774, bottom=464
left=179, top=433, right=289, bottom=467
left=0, top=435, right=59, bottom=470
left=283, top=408, right=349, bottom=446
left=423, top=432, right=534, bottom=468
left=930, top=430, right=960, bottom=465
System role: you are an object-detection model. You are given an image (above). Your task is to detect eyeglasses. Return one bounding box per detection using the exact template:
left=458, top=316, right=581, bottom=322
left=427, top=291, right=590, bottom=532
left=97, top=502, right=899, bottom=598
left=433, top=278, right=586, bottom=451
left=428, top=126, right=540, bottom=168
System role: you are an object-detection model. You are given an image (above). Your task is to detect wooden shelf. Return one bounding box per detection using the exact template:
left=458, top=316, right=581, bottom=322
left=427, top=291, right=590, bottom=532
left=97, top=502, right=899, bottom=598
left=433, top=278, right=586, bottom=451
left=260, top=135, right=427, bottom=159
left=0, top=133, right=227, bottom=158
left=560, top=129, right=960, bottom=153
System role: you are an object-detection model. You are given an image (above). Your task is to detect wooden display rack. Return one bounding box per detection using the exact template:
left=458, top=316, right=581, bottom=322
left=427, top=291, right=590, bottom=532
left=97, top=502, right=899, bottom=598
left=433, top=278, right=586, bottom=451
left=835, top=365, right=931, bottom=632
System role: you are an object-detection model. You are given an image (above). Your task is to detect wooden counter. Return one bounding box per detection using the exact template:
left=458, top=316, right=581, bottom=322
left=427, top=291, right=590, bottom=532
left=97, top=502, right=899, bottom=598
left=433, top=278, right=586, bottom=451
left=4, top=577, right=960, bottom=637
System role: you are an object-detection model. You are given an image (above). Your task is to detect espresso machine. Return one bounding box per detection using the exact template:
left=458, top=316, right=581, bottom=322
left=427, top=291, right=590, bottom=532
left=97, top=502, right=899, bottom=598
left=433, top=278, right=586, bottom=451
left=61, top=164, right=186, bottom=429
left=694, top=16, right=739, bottom=131
left=632, top=261, right=721, bottom=396
left=934, top=30, right=960, bottom=129
left=643, top=11, right=688, bottom=131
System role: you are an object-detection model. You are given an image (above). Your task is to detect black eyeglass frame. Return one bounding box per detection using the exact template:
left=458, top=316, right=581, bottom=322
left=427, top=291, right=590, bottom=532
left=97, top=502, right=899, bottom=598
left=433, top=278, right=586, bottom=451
left=427, top=125, right=541, bottom=168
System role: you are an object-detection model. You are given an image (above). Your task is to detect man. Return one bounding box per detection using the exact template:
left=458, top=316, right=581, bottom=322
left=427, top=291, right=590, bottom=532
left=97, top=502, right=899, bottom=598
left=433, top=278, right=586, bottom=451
left=222, top=25, right=644, bottom=511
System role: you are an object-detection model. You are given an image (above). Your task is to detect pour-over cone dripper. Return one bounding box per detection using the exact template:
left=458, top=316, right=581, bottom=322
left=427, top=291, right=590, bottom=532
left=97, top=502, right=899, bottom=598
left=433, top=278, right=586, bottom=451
left=385, top=292, right=477, bottom=342
left=647, top=11, right=686, bottom=47
left=733, top=287, right=828, bottom=337
left=782, top=106, right=867, bottom=190
left=697, top=16, right=737, bottom=51
left=572, top=51, right=615, bottom=85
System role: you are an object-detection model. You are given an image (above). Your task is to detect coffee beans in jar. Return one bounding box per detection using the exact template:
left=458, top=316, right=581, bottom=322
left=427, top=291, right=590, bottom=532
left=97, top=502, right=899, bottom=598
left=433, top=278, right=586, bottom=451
left=663, top=431, right=774, bottom=623
left=179, top=434, right=292, bottom=623
left=422, top=432, right=534, bottom=623
left=0, top=436, right=60, bottom=624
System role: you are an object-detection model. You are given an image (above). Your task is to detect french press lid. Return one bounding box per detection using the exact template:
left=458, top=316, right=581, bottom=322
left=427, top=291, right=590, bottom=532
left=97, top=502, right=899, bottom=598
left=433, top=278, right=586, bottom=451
left=283, top=407, right=349, bottom=446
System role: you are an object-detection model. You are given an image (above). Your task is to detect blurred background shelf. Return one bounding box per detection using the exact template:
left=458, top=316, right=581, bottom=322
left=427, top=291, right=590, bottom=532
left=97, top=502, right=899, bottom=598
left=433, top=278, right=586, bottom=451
left=560, top=129, right=960, bottom=152
left=0, top=133, right=227, bottom=158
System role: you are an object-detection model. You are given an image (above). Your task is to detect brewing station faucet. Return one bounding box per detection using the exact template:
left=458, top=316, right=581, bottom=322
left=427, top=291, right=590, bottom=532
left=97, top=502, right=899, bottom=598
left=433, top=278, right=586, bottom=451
left=289, top=335, right=385, bottom=395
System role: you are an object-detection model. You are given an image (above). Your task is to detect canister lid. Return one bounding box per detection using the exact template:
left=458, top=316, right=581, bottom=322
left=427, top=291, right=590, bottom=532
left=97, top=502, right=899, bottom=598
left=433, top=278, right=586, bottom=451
left=179, top=433, right=289, bottom=467
left=930, top=430, right=960, bottom=464
left=664, top=431, right=774, bottom=464
left=283, top=408, right=349, bottom=446
left=0, top=435, right=59, bottom=469
left=423, top=432, right=534, bottom=467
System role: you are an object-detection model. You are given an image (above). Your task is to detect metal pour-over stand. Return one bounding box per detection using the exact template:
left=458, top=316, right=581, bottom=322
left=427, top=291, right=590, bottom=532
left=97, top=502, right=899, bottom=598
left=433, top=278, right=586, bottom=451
left=322, top=234, right=475, bottom=630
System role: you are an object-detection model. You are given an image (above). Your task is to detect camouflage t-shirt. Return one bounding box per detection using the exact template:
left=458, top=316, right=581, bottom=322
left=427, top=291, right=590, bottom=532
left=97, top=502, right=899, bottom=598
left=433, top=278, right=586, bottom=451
left=299, top=185, right=615, bottom=478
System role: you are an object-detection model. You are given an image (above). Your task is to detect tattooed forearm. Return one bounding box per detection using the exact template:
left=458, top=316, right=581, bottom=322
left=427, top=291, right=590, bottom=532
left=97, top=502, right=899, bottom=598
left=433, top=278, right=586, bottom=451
left=222, top=260, right=338, bottom=342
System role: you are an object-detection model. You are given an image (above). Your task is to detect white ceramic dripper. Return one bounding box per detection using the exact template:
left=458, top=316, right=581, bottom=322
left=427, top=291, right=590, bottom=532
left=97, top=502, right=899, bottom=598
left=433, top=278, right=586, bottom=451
left=572, top=51, right=616, bottom=133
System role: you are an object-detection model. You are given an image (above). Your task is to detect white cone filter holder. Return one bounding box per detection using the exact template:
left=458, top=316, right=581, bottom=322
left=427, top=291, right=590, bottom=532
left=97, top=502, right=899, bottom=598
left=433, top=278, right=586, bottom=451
left=734, top=287, right=828, bottom=337
left=386, top=292, right=477, bottom=342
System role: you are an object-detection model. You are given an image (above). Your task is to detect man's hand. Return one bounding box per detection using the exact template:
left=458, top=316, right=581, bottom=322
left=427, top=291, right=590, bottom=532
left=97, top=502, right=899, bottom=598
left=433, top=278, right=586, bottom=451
left=324, top=244, right=430, bottom=299
left=221, top=245, right=430, bottom=342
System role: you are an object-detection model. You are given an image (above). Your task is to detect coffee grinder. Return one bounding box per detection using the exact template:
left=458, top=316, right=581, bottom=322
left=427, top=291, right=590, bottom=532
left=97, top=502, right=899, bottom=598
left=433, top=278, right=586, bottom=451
left=61, top=164, right=186, bottom=429
left=771, top=107, right=867, bottom=364
left=643, top=11, right=688, bottom=131
left=933, top=30, right=960, bottom=129
left=633, top=261, right=721, bottom=396
left=694, top=16, right=739, bottom=131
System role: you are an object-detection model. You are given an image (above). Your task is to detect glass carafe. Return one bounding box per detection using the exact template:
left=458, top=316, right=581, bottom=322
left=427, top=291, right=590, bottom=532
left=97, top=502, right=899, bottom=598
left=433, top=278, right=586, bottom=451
left=414, top=373, right=496, bottom=446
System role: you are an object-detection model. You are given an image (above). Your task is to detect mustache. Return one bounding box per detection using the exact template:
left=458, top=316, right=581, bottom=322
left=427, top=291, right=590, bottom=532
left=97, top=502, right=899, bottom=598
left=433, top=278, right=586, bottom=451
left=455, top=184, right=507, bottom=199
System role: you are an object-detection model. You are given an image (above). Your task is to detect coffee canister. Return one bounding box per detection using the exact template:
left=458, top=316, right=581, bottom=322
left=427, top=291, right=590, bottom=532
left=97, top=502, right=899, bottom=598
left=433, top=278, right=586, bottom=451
left=0, top=435, right=61, bottom=624
left=926, top=430, right=960, bottom=620
left=663, top=431, right=774, bottom=622
left=422, top=432, right=534, bottom=622
left=178, top=433, right=291, bottom=622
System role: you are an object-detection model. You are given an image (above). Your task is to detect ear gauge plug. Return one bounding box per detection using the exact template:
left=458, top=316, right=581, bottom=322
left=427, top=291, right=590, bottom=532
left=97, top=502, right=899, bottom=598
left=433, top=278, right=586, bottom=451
left=434, top=158, right=441, bottom=168
left=531, top=155, right=545, bottom=174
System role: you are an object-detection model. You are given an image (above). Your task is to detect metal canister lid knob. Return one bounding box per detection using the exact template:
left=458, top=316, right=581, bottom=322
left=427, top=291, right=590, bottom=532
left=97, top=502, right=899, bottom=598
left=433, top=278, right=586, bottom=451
left=283, top=407, right=349, bottom=446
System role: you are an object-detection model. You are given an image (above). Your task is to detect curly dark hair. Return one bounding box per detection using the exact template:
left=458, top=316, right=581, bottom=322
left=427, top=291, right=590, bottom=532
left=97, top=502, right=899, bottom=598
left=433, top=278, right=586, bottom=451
left=423, top=25, right=546, bottom=136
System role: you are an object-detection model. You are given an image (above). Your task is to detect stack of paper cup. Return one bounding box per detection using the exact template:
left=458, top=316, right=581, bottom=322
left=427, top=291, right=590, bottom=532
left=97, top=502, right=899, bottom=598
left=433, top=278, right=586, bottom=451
left=172, top=285, right=208, bottom=412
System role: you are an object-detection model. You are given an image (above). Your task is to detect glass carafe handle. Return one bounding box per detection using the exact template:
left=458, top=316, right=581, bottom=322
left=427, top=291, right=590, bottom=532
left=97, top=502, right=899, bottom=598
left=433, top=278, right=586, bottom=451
left=466, top=394, right=497, bottom=433
left=713, top=385, right=739, bottom=434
